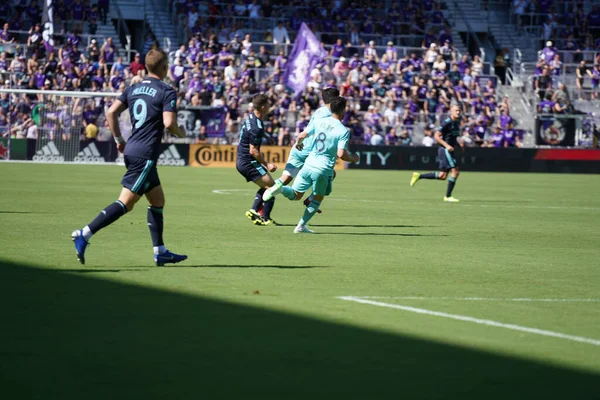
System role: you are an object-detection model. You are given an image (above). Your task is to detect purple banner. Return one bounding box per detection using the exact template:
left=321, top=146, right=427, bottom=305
left=283, top=23, right=328, bottom=95
left=177, top=107, right=227, bottom=138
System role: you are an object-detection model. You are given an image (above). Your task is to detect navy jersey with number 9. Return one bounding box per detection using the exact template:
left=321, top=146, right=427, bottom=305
left=118, top=77, right=177, bottom=160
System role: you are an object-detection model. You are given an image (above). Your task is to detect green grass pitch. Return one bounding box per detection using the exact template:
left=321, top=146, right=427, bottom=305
left=0, top=163, right=599, bottom=399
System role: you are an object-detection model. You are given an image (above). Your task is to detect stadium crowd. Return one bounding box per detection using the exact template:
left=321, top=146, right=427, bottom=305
left=0, top=0, right=598, bottom=148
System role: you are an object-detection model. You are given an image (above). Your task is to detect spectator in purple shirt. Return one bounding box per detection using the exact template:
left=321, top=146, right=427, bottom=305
left=67, top=30, right=82, bottom=49
left=591, top=64, right=600, bottom=100
left=503, top=123, right=521, bottom=148
left=168, top=58, right=186, bottom=88
left=218, top=45, right=233, bottom=68
left=488, top=127, right=505, bottom=148
left=109, top=70, right=124, bottom=91
left=409, top=53, right=423, bottom=71
left=538, top=93, right=558, bottom=114
left=498, top=108, right=513, bottom=129
left=92, top=69, right=106, bottom=90
left=33, top=66, right=46, bottom=89
left=186, top=72, right=203, bottom=99
left=385, top=128, right=398, bottom=145
left=100, top=37, right=117, bottom=64
left=349, top=54, right=362, bottom=69
left=541, top=41, right=558, bottom=64
left=0, top=23, right=13, bottom=44
left=458, top=54, right=470, bottom=75
left=330, top=38, right=344, bottom=58
left=383, top=41, right=398, bottom=62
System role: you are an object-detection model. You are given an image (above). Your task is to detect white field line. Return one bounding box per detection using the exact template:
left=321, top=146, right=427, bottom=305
left=356, top=296, right=600, bottom=303
left=211, top=189, right=600, bottom=211
left=337, top=296, right=600, bottom=347
left=212, top=189, right=254, bottom=195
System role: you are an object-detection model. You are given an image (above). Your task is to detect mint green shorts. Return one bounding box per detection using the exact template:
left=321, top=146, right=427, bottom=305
left=284, top=151, right=308, bottom=178
left=292, top=168, right=333, bottom=197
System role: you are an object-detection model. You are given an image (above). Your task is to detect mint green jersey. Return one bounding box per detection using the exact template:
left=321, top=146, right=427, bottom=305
left=302, top=116, right=350, bottom=177
left=288, top=105, right=332, bottom=165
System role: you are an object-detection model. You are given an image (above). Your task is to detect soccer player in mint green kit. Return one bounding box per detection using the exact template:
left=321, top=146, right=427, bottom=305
left=263, top=97, right=359, bottom=233
left=275, top=87, right=339, bottom=213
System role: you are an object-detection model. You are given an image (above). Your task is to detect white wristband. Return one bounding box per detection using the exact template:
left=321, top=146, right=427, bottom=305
left=114, top=136, right=126, bottom=145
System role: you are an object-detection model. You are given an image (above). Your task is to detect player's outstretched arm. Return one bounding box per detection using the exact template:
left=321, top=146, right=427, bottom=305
left=163, top=111, right=186, bottom=138
left=338, top=148, right=359, bottom=163
left=295, top=131, right=309, bottom=150
left=107, top=100, right=128, bottom=152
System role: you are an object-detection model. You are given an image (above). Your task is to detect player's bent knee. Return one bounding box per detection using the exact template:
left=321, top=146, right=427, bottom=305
left=294, top=192, right=304, bottom=201
left=120, top=200, right=136, bottom=212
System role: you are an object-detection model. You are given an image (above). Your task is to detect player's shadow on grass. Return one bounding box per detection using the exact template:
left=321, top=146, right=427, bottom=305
left=51, top=268, right=150, bottom=273
left=165, top=264, right=319, bottom=269
left=464, top=200, right=527, bottom=203
left=276, top=224, right=431, bottom=228
left=313, top=224, right=429, bottom=228
left=317, top=232, right=448, bottom=237
left=0, top=211, right=36, bottom=214
left=0, top=258, right=597, bottom=399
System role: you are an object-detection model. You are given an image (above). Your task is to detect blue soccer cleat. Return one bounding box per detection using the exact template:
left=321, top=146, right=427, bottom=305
left=155, top=250, right=188, bottom=267
left=71, top=230, right=89, bottom=265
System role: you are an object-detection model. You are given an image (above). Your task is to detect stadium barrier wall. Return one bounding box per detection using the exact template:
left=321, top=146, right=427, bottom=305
left=346, top=145, right=600, bottom=174
left=0, top=138, right=190, bottom=166
left=2, top=139, right=598, bottom=173
left=188, top=144, right=344, bottom=170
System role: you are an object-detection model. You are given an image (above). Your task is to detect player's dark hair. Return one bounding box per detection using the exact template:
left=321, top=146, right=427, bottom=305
left=321, top=87, right=340, bottom=105
left=252, top=93, right=269, bottom=109
left=329, top=96, right=347, bottom=116
left=145, top=48, right=168, bottom=75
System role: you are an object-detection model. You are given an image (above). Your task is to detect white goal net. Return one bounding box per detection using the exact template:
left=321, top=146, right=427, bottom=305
left=0, top=89, right=131, bottom=163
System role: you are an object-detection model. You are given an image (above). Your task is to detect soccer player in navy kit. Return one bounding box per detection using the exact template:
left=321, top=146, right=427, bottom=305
left=410, top=104, right=463, bottom=202
left=237, top=94, right=279, bottom=226
left=71, top=49, right=188, bottom=266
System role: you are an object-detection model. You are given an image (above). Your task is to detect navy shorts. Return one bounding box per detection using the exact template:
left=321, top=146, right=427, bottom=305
left=437, top=147, right=458, bottom=172
left=236, top=159, right=267, bottom=182
left=121, top=155, right=161, bottom=195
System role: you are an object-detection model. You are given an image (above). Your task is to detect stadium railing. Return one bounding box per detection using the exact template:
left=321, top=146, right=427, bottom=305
left=5, top=30, right=137, bottom=62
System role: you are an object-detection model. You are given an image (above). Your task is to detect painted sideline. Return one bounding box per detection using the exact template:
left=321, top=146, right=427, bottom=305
left=356, top=296, right=600, bottom=303
left=337, top=296, right=600, bottom=347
